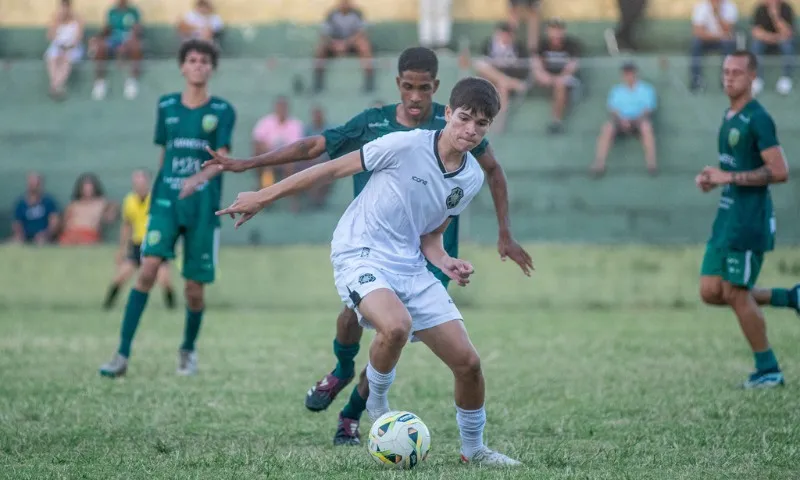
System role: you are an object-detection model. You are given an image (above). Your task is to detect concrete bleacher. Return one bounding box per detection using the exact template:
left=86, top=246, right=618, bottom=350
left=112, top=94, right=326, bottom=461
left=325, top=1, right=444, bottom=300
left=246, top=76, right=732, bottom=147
left=2, top=53, right=799, bottom=245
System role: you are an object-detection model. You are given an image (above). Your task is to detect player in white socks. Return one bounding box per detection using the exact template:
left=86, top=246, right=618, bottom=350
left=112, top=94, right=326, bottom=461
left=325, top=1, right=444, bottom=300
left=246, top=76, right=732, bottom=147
left=217, top=77, right=521, bottom=467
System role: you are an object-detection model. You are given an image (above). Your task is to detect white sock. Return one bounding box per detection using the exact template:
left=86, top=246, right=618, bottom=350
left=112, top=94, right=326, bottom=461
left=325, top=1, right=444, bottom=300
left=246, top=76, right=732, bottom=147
left=456, top=405, right=486, bottom=458
left=366, top=362, right=395, bottom=414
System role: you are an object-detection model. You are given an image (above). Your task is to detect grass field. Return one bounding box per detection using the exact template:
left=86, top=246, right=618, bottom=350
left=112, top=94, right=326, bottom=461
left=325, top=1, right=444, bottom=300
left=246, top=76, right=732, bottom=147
left=2, top=244, right=800, bottom=479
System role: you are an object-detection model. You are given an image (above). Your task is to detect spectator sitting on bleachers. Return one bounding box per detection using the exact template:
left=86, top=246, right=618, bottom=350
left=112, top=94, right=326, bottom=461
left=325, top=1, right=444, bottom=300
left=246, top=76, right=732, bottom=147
left=44, top=0, right=84, bottom=100
left=751, top=0, right=795, bottom=96
left=533, top=18, right=581, bottom=134
left=473, top=22, right=531, bottom=123
left=88, top=0, right=143, bottom=101
left=11, top=173, right=60, bottom=245
left=252, top=96, right=305, bottom=194
left=59, top=173, right=117, bottom=246
left=689, top=0, right=738, bottom=92
left=313, top=0, right=374, bottom=93
left=591, top=61, right=658, bottom=177
left=177, top=0, right=224, bottom=46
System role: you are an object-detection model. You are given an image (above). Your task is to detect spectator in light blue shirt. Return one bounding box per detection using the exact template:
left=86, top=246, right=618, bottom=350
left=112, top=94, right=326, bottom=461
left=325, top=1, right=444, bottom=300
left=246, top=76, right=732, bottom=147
left=591, top=61, right=658, bottom=177
left=11, top=172, right=60, bottom=244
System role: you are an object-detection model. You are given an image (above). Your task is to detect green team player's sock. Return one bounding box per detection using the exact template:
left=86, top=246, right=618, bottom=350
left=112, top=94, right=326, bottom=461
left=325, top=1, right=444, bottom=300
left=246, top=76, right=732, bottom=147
left=769, top=288, right=792, bottom=308
left=340, top=385, right=368, bottom=420
left=332, top=339, right=359, bottom=380
left=754, top=348, right=780, bottom=373
left=181, top=309, right=204, bottom=352
left=118, top=289, right=149, bottom=357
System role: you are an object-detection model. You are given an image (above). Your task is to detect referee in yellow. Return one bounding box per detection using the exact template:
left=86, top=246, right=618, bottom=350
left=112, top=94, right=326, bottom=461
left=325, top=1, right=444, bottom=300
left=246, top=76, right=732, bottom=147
left=104, top=169, right=176, bottom=310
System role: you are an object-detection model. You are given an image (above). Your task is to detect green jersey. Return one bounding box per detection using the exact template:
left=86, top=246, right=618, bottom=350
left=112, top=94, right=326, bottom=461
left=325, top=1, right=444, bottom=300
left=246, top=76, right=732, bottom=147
left=710, top=100, right=778, bottom=252
left=153, top=93, right=236, bottom=227
left=321, top=103, right=489, bottom=197
left=107, top=6, right=140, bottom=42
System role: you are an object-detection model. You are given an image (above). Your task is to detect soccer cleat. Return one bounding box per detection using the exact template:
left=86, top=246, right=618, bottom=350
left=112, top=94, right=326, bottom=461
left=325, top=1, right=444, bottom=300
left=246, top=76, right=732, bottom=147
left=333, top=413, right=361, bottom=446
left=305, top=371, right=353, bottom=412
left=742, top=370, right=785, bottom=389
left=460, top=447, right=522, bottom=466
left=99, top=353, right=128, bottom=378
left=177, top=349, right=198, bottom=376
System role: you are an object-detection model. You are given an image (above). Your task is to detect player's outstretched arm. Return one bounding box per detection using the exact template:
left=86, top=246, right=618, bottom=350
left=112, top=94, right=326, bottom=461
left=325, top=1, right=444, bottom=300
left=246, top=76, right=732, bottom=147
left=476, top=147, right=534, bottom=276
left=216, top=150, right=364, bottom=228
left=202, top=136, right=327, bottom=173
left=421, top=219, right=474, bottom=287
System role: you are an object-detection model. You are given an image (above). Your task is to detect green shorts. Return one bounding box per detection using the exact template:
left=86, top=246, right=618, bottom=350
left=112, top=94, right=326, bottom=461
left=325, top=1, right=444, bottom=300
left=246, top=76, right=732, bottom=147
left=700, top=244, right=763, bottom=289
left=142, top=213, right=219, bottom=284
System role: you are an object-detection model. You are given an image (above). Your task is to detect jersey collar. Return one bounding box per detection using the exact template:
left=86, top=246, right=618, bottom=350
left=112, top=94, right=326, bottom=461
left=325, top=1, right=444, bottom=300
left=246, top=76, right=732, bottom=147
left=433, top=131, right=467, bottom=178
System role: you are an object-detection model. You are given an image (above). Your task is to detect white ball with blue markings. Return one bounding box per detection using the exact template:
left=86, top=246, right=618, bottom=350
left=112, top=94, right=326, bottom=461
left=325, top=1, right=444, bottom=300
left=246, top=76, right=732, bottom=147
left=368, top=411, right=431, bottom=469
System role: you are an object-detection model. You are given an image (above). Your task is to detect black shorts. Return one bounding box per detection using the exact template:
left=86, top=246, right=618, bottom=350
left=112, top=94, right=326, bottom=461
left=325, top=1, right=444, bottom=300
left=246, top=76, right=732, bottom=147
left=612, top=117, right=644, bottom=137
left=510, top=0, right=541, bottom=7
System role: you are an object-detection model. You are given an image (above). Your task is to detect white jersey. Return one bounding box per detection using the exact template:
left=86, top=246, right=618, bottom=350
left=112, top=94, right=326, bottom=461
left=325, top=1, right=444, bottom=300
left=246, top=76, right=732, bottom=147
left=330, top=129, right=485, bottom=275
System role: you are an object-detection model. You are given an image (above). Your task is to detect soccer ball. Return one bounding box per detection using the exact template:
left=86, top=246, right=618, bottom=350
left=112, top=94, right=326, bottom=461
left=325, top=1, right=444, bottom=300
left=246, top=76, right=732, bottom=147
left=368, top=411, right=431, bottom=469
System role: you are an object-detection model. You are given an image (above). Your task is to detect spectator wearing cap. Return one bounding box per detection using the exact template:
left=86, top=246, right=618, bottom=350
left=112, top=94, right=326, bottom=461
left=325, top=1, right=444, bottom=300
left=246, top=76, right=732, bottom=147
left=532, top=18, right=581, bottom=134
left=591, top=62, right=658, bottom=177
left=472, top=22, right=531, bottom=125
left=689, top=0, right=738, bottom=92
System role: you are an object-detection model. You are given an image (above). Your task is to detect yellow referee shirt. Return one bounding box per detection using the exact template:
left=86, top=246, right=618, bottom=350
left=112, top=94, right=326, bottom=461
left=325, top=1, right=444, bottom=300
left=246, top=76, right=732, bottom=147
left=122, top=192, right=150, bottom=246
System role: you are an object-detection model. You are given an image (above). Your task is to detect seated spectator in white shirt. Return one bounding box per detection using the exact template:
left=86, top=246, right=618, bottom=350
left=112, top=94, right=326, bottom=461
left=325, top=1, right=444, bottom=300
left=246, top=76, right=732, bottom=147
left=177, top=0, right=224, bottom=45
left=44, top=0, right=85, bottom=100
left=592, top=62, right=658, bottom=177
left=690, top=0, right=738, bottom=92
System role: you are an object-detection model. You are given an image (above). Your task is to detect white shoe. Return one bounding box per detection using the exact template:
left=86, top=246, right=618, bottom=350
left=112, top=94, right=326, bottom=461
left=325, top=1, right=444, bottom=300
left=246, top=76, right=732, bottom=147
left=91, top=79, right=107, bottom=100
left=176, top=349, right=198, bottom=376
left=460, top=446, right=522, bottom=466
left=123, top=78, right=138, bottom=100
left=752, top=77, right=765, bottom=96
left=776, top=76, right=793, bottom=95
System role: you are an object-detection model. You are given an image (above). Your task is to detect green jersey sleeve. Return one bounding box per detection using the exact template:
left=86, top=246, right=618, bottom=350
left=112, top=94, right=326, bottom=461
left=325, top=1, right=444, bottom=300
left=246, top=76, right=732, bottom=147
left=322, top=110, right=369, bottom=158
left=470, top=138, right=489, bottom=158
left=752, top=111, right=779, bottom=152
left=216, top=104, right=236, bottom=152
left=154, top=101, right=167, bottom=147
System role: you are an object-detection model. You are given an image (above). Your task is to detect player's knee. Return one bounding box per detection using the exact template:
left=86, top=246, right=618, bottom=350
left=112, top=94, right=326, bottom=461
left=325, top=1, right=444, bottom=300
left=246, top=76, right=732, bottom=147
left=184, top=282, right=204, bottom=310
left=383, top=320, right=412, bottom=347
left=135, top=259, right=160, bottom=290
left=338, top=307, right=359, bottom=327
left=699, top=284, right=724, bottom=305
left=453, top=350, right=482, bottom=381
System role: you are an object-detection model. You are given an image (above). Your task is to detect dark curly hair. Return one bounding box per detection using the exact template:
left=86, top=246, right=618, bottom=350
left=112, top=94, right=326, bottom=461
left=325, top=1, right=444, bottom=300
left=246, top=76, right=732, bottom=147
left=71, top=173, right=105, bottom=200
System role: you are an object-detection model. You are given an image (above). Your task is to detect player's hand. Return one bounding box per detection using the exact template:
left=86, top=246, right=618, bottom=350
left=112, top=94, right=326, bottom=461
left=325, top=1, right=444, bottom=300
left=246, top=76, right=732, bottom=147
left=216, top=191, right=266, bottom=229
left=178, top=174, right=206, bottom=199
left=441, top=257, right=475, bottom=287
left=202, top=146, right=247, bottom=173
left=701, top=166, right=732, bottom=186
left=498, top=235, right=533, bottom=276
left=695, top=172, right=716, bottom=192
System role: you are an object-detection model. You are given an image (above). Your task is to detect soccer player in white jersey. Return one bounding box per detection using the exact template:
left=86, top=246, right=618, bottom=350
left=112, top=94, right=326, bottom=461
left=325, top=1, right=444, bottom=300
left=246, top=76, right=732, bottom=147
left=217, top=77, right=521, bottom=466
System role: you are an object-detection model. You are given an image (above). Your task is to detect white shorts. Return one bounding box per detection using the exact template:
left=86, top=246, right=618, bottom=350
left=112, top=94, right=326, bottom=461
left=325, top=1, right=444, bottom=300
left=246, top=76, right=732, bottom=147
left=45, top=44, right=84, bottom=64
left=333, top=261, right=462, bottom=342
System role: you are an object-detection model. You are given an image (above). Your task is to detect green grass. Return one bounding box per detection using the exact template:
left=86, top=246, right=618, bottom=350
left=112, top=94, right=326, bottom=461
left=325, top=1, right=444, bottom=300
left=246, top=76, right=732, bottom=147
left=2, top=244, right=800, bottom=479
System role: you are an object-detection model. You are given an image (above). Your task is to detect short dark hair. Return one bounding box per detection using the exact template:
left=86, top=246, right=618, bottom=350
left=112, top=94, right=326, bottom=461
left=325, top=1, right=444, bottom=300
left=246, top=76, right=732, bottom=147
left=729, top=49, right=758, bottom=71
left=397, top=47, right=438, bottom=78
left=178, top=39, right=219, bottom=69
left=448, top=77, right=501, bottom=120
left=72, top=173, right=105, bottom=200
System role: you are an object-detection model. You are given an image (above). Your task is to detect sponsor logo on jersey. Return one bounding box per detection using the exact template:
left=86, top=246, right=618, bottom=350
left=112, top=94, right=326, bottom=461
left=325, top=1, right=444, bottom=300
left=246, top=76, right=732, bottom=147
left=147, top=230, right=161, bottom=246
left=446, top=186, right=464, bottom=209
left=359, top=247, right=370, bottom=258
left=170, top=138, right=209, bottom=150
left=210, top=102, right=228, bottom=111
left=368, top=119, right=390, bottom=129
left=166, top=117, right=180, bottom=125
left=202, top=114, right=218, bottom=133
left=719, top=154, right=736, bottom=168
left=412, top=176, right=428, bottom=186
left=728, top=128, right=740, bottom=147
left=358, top=273, right=376, bottom=284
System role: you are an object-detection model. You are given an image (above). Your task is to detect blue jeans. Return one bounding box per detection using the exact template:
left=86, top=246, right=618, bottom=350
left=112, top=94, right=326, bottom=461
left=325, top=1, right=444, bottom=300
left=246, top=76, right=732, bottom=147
left=751, top=38, right=794, bottom=78
left=690, top=37, right=736, bottom=79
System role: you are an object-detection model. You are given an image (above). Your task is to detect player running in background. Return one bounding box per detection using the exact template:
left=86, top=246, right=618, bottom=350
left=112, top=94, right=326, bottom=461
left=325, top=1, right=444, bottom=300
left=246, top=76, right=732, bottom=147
left=192, top=46, right=533, bottom=446
left=696, top=50, right=799, bottom=389
left=98, top=39, right=236, bottom=378
left=103, top=169, right=176, bottom=310
left=218, top=77, right=521, bottom=466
